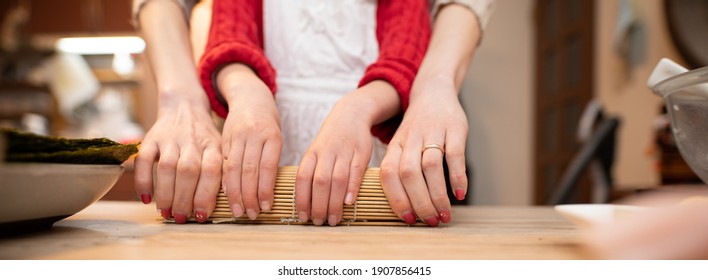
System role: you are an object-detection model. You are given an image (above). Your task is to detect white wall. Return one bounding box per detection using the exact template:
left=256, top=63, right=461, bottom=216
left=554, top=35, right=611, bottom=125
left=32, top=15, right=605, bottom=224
left=461, top=0, right=534, bottom=205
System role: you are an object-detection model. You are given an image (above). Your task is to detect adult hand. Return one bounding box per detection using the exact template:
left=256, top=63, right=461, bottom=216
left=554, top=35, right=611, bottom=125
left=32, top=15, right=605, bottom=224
left=380, top=77, right=469, bottom=226
left=218, top=64, right=282, bottom=221
left=134, top=0, right=224, bottom=224
left=134, top=90, right=223, bottom=224
left=296, top=81, right=399, bottom=226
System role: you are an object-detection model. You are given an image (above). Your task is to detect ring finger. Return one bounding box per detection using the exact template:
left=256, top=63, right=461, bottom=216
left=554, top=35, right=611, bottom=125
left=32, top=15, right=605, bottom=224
left=400, top=140, right=439, bottom=227
left=421, top=138, right=451, bottom=223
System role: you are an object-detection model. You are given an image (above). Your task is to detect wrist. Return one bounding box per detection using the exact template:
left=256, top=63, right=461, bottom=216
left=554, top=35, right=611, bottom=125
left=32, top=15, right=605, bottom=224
left=216, top=63, right=273, bottom=107
left=409, top=73, right=460, bottom=106
left=345, top=80, right=400, bottom=125
left=157, top=85, right=210, bottom=110
left=415, top=61, right=458, bottom=89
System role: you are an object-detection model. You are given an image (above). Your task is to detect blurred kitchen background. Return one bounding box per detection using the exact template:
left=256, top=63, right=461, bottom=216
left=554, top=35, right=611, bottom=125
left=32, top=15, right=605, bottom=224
left=0, top=0, right=705, bottom=205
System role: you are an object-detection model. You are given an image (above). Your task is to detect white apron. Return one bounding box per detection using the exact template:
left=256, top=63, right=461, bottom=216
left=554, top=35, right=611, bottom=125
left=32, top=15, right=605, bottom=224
left=264, top=0, right=387, bottom=166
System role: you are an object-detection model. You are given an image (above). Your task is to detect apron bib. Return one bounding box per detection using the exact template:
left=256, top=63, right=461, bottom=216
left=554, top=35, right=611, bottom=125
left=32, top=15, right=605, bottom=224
left=264, top=0, right=386, bottom=166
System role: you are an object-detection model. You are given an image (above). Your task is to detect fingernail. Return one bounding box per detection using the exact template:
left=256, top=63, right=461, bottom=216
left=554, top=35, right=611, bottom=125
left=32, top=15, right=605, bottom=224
left=140, top=194, right=152, bottom=204
left=455, top=188, right=466, bottom=201
left=424, top=216, right=439, bottom=227
left=260, top=200, right=271, bottom=211
left=438, top=209, right=451, bottom=223
left=160, top=208, right=172, bottom=219
left=246, top=208, right=258, bottom=220
left=195, top=210, right=208, bottom=223
left=231, top=203, right=244, bottom=217
left=174, top=213, right=187, bottom=224
left=402, top=211, right=417, bottom=225
left=298, top=211, right=308, bottom=222
left=328, top=215, right=339, bottom=227
left=313, top=218, right=324, bottom=226
left=344, top=192, right=355, bottom=205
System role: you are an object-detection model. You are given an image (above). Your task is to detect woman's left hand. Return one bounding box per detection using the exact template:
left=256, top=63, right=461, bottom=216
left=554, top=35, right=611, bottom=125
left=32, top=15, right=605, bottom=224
left=380, top=76, right=469, bottom=227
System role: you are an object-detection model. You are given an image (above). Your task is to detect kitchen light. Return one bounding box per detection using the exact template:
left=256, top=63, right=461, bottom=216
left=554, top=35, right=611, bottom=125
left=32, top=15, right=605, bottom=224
left=55, top=36, right=145, bottom=55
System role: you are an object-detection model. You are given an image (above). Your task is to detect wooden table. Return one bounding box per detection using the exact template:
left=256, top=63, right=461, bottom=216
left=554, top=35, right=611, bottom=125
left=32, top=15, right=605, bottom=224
left=0, top=202, right=584, bottom=259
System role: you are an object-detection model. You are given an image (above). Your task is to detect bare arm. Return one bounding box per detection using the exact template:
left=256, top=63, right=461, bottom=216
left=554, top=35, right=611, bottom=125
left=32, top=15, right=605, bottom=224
left=415, top=3, right=481, bottom=95
left=381, top=3, right=482, bottom=226
left=138, top=0, right=208, bottom=110
left=133, top=0, right=222, bottom=224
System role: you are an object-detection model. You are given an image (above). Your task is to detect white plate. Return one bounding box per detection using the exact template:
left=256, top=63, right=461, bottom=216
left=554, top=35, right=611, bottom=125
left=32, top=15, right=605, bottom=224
left=0, top=163, right=123, bottom=234
left=554, top=204, right=646, bottom=227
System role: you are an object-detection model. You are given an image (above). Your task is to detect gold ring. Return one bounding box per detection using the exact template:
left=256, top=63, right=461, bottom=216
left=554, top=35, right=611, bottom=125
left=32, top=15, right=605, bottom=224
left=422, top=144, right=445, bottom=154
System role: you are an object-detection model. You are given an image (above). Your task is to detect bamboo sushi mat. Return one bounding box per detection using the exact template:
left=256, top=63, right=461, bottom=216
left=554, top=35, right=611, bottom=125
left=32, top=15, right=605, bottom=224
left=165, top=166, right=426, bottom=226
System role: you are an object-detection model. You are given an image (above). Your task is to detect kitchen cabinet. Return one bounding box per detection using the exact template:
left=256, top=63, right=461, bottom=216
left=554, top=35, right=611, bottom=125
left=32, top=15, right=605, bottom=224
left=5, top=0, right=133, bottom=35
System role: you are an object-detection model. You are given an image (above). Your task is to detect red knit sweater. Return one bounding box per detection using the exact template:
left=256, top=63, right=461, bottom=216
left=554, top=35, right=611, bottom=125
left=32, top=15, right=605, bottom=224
left=198, top=0, right=431, bottom=143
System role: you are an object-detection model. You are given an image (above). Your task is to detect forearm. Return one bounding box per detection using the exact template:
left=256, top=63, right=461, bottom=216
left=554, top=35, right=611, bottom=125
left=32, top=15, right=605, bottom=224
left=138, top=0, right=209, bottom=110
left=413, top=4, right=481, bottom=96
left=345, top=81, right=401, bottom=126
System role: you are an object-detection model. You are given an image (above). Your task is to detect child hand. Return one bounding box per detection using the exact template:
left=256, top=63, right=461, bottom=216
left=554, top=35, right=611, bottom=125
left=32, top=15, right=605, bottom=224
left=218, top=64, right=283, bottom=220
left=296, top=81, right=400, bottom=226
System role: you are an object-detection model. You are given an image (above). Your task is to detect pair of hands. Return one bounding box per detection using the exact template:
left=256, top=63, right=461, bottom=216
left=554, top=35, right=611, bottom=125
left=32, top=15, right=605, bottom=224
left=295, top=76, right=470, bottom=227
left=134, top=67, right=469, bottom=226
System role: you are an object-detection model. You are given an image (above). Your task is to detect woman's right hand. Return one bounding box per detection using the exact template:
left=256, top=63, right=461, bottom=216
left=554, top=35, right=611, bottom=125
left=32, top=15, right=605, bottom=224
left=134, top=87, right=223, bottom=224
left=218, top=63, right=283, bottom=220
left=134, top=0, right=224, bottom=224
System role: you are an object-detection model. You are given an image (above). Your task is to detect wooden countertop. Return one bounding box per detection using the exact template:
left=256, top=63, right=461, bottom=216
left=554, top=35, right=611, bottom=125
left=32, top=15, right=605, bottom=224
left=0, top=201, right=584, bottom=260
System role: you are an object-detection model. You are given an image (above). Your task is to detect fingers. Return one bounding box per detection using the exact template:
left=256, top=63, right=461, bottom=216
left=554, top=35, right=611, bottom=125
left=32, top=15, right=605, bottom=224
left=310, top=155, right=335, bottom=226
left=445, top=129, right=468, bottom=202
left=258, top=139, right=281, bottom=212
left=345, top=153, right=367, bottom=206
left=222, top=138, right=246, bottom=218
left=297, top=150, right=367, bottom=226
left=155, top=144, right=179, bottom=220
left=327, top=157, right=351, bottom=226
left=240, top=139, right=264, bottom=220
left=380, top=144, right=416, bottom=225
left=140, top=130, right=223, bottom=224
left=399, top=141, right=439, bottom=227
left=134, top=141, right=157, bottom=205
left=193, top=145, right=222, bottom=223
left=135, top=103, right=226, bottom=225
left=172, top=145, right=202, bottom=223
left=295, top=154, right=316, bottom=222
left=421, top=139, right=452, bottom=223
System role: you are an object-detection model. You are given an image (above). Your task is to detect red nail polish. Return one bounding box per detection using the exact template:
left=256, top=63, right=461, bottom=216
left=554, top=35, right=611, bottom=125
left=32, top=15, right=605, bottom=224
left=174, top=213, right=187, bottom=224
left=140, top=194, right=152, bottom=204
left=195, top=210, right=207, bottom=223
left=455, top=189, right=466, bottom=201
left=424, top=216, right=439, bottom=227
left=402, top=212, right=417, bottom=225
left=438, top=209, right=451, bottom=223
left=160, top=208, right=172, bottom=219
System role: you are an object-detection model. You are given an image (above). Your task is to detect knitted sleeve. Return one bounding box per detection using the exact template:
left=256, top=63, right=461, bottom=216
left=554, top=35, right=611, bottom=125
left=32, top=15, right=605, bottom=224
left=360, top=0, right=432, bottom=143
left=197, top=0, right=276, bottom=118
